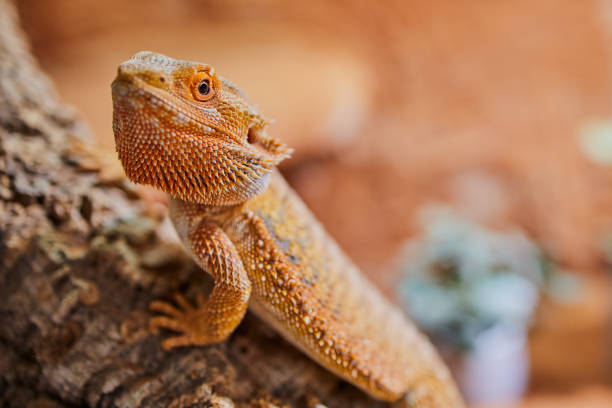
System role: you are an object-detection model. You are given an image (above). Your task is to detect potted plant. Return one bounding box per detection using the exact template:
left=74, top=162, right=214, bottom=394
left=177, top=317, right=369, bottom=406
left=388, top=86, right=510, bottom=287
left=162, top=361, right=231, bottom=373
left=397, top=206, right=569, bottom=404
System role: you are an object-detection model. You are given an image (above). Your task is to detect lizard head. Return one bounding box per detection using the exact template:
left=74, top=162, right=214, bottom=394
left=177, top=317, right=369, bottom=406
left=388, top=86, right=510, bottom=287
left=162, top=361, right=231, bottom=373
left=111, top=51, right=292, bottom=205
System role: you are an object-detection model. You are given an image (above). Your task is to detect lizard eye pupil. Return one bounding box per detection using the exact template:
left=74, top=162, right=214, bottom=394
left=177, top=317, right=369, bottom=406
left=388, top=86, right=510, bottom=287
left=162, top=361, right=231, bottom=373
left=198, top=80, right=210, bottom=96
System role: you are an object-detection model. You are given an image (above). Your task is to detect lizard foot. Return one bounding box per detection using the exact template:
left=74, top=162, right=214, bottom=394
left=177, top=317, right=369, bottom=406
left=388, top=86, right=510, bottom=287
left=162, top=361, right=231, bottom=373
left=149, top=293, right=208, bottom=350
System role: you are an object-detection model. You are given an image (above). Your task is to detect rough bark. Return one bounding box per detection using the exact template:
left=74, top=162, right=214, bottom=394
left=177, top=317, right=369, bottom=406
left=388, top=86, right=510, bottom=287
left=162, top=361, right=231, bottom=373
left=0, top=1, right=385, bottom=407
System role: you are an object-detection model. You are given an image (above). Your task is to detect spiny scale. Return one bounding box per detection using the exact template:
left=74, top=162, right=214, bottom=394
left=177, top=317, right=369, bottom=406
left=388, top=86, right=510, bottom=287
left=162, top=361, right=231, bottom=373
left=112, top=51, right=464, bottom=407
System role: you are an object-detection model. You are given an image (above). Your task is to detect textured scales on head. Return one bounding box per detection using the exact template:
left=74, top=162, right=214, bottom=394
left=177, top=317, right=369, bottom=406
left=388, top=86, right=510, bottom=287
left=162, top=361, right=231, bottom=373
left=112, top=51, right=292, bottom=205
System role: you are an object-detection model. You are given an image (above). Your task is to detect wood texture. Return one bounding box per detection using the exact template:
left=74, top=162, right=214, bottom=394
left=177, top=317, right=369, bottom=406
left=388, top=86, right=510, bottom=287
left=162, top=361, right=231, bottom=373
left=0, top=1, right=387, bottom=406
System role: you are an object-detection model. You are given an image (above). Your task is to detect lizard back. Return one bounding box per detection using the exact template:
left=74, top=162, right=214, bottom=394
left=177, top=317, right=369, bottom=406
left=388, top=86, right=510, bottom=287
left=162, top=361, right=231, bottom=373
left=221, top=172, right=461, bottom=403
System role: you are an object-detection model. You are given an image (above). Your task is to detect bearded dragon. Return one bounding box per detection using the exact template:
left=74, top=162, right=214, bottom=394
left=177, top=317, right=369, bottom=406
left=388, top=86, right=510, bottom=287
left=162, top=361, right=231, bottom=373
left=111, top=51, right=464, bottom=407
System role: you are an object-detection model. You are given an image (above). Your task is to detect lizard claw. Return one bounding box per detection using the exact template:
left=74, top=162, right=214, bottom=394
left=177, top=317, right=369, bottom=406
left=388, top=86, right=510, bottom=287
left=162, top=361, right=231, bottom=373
left=148, top=293, right=208, bottom=349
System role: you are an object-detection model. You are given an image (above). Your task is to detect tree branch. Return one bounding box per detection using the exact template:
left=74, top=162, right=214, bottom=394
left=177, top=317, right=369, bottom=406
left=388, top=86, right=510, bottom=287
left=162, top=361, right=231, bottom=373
left=0, top=1, right=386, bottom=407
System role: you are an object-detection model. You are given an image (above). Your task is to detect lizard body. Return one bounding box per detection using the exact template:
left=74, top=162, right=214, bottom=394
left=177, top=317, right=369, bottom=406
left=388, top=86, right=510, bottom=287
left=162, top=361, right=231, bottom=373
left=111, top=51, right=464, bottom=407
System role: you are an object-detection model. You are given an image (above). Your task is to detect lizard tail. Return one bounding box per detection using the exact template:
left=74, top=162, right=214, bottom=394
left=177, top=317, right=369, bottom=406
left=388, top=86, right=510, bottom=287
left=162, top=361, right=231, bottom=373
left=395, top=372, right=465, bottom=408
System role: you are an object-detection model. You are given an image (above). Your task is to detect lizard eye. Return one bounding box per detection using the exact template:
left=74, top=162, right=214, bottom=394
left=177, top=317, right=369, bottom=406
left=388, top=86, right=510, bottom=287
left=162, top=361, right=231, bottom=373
left=198, top=80, right=210, bottom=96
left=191, top=72, right=215, bottom=101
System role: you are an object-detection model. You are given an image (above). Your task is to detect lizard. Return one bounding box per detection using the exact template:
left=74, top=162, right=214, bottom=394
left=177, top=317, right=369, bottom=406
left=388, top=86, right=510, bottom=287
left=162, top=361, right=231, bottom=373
left=111, top=51, right=465, bottom=407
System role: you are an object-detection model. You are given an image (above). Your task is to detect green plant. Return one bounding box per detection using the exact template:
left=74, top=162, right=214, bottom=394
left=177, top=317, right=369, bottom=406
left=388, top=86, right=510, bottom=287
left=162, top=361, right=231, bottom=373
left=398, top=206, right=567, bottom=351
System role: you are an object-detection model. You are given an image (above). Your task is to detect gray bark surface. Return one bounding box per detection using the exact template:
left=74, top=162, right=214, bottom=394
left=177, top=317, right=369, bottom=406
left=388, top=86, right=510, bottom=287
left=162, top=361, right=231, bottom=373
left=0, top=1, right=388, bottom=407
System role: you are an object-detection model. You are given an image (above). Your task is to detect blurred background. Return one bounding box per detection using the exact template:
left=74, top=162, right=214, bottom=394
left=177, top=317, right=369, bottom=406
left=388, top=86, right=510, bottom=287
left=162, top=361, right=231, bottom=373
left=15, top=0, right=612, bottom=406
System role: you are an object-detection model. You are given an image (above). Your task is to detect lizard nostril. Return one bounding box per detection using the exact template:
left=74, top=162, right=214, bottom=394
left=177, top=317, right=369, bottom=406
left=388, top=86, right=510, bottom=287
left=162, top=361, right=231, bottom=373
left=112, top=80, right=129, bottom=97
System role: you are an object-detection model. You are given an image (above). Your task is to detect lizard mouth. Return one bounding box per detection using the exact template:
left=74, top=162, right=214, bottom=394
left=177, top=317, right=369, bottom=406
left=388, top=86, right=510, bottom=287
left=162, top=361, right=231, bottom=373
left=114, top=73, right=291, bottom=166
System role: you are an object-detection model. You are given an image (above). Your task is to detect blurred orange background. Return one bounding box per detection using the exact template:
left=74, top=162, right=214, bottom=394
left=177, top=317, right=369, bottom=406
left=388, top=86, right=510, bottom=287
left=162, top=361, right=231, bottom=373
left=16, top=1, right=612, bottom=406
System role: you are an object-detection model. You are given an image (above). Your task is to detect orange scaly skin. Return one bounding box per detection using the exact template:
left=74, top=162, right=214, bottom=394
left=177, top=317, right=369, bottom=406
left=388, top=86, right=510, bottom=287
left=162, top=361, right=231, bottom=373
left=111, top=52, right=464, bottom=407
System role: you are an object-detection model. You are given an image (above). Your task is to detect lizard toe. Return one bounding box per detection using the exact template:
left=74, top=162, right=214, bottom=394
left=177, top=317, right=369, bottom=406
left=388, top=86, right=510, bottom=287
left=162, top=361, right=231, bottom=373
left=149, top=300, right=184, bottom=318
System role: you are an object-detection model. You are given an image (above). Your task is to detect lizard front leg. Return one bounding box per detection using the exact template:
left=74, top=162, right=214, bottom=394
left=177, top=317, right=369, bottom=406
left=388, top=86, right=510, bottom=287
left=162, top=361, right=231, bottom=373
left=150, top=221, right=252, bottom=350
